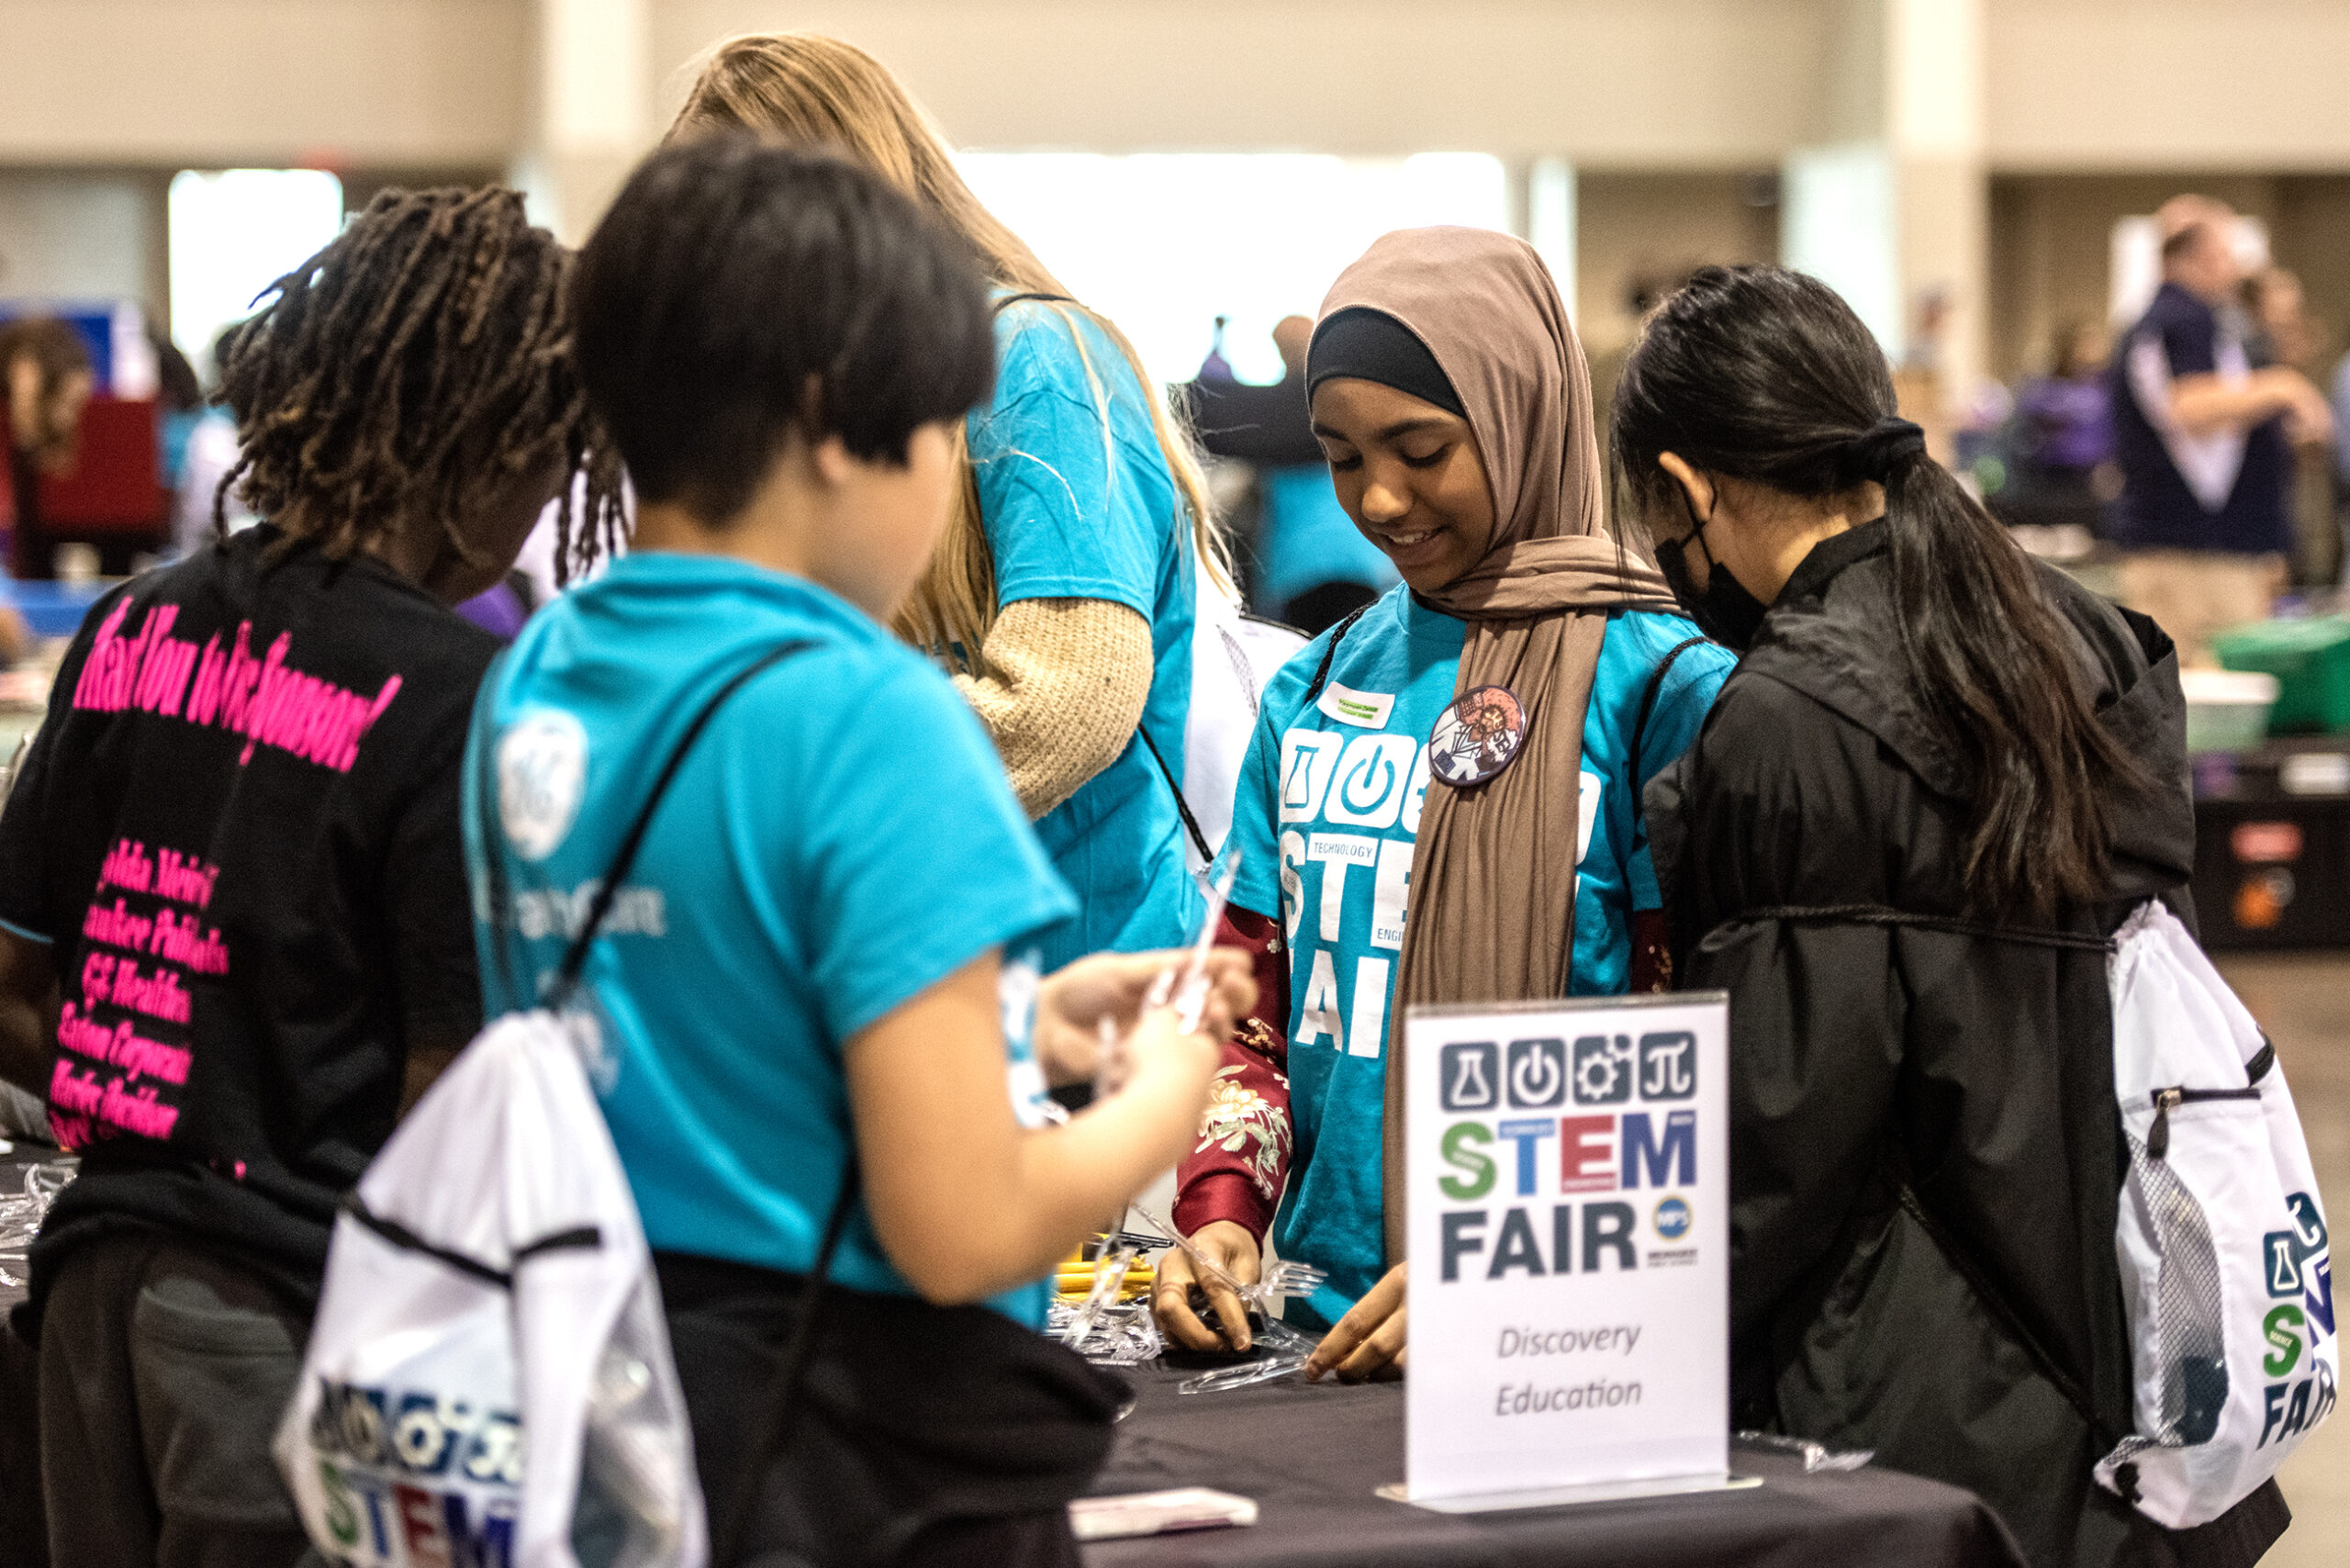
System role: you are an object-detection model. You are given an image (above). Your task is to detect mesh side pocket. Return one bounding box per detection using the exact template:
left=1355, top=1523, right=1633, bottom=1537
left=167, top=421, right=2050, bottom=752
left=2118, top=1132, right=2230, bottom=1452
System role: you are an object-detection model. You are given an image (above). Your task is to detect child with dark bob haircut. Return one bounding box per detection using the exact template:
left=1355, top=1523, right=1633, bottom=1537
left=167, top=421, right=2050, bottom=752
left=466, top=136, right=1246, bottom=1567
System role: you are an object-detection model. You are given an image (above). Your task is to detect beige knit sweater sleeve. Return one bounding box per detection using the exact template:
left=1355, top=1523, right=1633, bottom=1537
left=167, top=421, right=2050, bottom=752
left=955, top=597, right=1155, bottom=821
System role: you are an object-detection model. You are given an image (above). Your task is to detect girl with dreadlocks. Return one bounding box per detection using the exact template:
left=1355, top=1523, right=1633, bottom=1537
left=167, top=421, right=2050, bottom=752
left=0, top=185, right=620, bottom=1564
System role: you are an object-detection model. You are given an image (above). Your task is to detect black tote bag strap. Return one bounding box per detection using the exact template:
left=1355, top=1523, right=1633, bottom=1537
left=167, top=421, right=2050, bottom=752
left=544, top=640, right=815, bottom=1001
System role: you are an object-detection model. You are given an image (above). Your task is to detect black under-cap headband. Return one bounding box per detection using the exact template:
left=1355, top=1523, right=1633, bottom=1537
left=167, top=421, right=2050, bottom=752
left=1306, top=307, right=1465, bottom=418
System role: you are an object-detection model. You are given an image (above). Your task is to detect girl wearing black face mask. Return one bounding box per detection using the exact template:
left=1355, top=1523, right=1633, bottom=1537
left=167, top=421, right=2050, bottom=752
left=1615, top=267, right=2283, bottom=1568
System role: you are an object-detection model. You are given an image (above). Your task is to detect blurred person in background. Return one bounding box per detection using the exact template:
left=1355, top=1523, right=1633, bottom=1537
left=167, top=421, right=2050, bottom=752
left=674, top=32, right=1217, bottom=977
left=2336, top=344, right=2350, bottom=581
left=1189, top=315, right=1400, bottom=633
left=150, top=330, right=203, bottom=498
left=171, top=324, right=257, bottom=559
left=2107, top=211, right=2333, bottom=664
left=1997, top=319, right=2115, bottom=541
left=0, top=316, right=95, bottom=589
left=1195, top=313, right=1237, bottom=383
left=2244, top=264, right=2342, bottom=587
left=2014, top=320, right=2113, bottom=496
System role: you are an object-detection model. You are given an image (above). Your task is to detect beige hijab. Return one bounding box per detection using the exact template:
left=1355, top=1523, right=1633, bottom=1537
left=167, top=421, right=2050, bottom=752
left=1313, top=227, right=1676, bottom=1265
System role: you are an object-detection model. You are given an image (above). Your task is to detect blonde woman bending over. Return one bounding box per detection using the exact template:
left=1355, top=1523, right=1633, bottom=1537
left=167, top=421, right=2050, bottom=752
left=677, top=32, right=1225, bottom=971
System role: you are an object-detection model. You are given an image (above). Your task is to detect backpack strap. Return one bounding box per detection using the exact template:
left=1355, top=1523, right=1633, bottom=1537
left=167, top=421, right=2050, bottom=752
left=474, top=652, right=517, bottom=1004
left=1299, top=604, right=1371, bottom=708
left=1628, top=638, right=1706, bottom=794
left=544, top=640, right=816, bottom=1002
left=1147, top=604, right=1370, bottom=868
left=1626, top=635, right=1706, bottom=842
left=1135, top=722, right=1214, bottom=866
left=1889, top=1161, right=2126, bottom=1461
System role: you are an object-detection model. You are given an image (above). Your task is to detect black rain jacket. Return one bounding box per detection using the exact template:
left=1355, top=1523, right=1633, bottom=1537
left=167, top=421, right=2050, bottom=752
left=1647, top=521, right=2288, bottom=1568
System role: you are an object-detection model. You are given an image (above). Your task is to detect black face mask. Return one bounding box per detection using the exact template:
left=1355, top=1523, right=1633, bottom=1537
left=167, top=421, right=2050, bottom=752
left=1655, top=502, right=1771, bottom=653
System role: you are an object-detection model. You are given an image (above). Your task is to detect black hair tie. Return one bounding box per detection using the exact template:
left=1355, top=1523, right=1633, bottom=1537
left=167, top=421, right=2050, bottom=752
left=1839, top=418, right=1927, bottom=482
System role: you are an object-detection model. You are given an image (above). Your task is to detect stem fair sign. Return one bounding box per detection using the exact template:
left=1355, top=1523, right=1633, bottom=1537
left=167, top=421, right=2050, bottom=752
left=1404, top=993, right=1729, bottom=1506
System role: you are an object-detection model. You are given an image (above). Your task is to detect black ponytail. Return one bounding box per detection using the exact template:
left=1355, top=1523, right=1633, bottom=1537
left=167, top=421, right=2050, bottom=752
left=1611, top=264, right=2149, bottom=921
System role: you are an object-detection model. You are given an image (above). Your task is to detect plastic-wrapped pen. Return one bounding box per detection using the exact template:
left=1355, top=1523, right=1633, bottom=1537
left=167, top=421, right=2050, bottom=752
left=1100, top=855, right=1238, bottom=1098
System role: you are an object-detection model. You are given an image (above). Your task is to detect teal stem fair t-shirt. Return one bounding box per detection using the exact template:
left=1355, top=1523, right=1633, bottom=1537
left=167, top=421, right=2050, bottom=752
left=1217, top=588, right=1733, bottom=1307
left=969, top=298, right=1203, bottom=969
left=462, top=554, right=1076, bottom=1327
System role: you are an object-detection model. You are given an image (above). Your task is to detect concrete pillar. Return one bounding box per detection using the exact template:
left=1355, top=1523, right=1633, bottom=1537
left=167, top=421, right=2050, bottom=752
left=1888, top=0, right=1988, bottom=402
left=517, top=0, right=655, bottom=245
left=1527, top=158, right=1577, bottom=325
left=1780, top=0, right=1988, bottom=427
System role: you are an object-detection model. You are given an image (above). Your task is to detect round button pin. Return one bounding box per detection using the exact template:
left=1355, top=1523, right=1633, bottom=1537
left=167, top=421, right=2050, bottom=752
left=1427, top=684, right=1528, bottom=787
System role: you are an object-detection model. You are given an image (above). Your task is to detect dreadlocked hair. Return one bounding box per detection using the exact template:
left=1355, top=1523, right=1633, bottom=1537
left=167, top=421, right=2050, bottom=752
left=214, top=185, right=624, bottom=585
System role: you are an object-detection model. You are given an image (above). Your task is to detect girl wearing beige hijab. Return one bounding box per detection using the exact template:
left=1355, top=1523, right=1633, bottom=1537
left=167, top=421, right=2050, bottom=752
left=1153, top=229, right=1735, bottom=1378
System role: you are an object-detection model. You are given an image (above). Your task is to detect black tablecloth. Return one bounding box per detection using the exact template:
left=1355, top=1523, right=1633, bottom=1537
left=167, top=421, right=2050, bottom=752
left=0, top=1153, right=2025, bottom=1568
left=1081, top=1361, right=2028, bottom=1568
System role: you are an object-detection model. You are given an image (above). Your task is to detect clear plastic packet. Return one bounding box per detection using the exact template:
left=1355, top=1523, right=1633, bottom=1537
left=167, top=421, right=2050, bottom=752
left=573, top=1273, right=699, bottom=1567
left=1046, top=1298, right=1164, bottom=1366
left=1732, top=1429, right=1874, bottom=1473
left=0, top=1157, right=78, bottom=1289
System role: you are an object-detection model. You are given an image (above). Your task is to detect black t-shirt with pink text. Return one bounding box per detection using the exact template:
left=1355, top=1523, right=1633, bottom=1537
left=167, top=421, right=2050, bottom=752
left=0, top=525, right=496, bottom=1316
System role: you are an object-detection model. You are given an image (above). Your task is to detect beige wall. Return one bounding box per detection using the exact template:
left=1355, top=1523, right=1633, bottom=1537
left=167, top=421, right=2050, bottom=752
left=652, top=1, right=1844, bottom=161
left=1573, top=172, right=1779, bottom=358
left=0, top=1, right=531, bottom=166
left=6, top=2, right=2350, bottom=171
left=0, top=170, right=165, bottom=308
left=1986, top=0, right=2350, bottom=171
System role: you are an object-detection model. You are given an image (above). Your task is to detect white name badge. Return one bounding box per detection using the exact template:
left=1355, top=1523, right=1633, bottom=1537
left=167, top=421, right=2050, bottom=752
left=1401, top=993, right=1731, bottom=1508
left=1315, top=682, right=1394, bottom=730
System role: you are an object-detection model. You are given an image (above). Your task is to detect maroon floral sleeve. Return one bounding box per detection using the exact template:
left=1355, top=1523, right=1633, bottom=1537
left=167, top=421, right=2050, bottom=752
left=1173, top=905, right=1293, bottom=1244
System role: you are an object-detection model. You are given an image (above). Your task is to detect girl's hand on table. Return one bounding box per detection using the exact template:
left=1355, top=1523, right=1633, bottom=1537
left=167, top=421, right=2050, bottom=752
left=1151, top=1220, right=1260, bottom=1353
left=1305, top=1263, right=1407, bottom=1383
left=1033, top=947, right=1256, bottom=1087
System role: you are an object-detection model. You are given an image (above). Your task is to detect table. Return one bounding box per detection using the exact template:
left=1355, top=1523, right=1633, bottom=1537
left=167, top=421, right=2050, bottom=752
left=0, top=1162, right=2025, bottom=1568
left=1081, top=1360, right=2027, bottom=1568
left=2190, top=739, right=2350, bottom=951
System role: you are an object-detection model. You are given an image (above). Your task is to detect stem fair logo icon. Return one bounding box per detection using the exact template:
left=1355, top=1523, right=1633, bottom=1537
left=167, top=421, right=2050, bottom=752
left=1506, top=1038, right=1566, bottom=1108
left=1442, top=1042, right=1498, bottom=1112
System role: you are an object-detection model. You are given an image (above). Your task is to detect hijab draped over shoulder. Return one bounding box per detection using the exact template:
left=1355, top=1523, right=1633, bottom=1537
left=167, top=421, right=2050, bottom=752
left=1311, top=227, right=1675, bottom=1263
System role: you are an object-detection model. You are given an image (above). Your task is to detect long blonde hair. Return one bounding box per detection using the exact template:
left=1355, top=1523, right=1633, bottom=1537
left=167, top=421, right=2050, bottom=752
left=673, top=31, right=1231, bottom=668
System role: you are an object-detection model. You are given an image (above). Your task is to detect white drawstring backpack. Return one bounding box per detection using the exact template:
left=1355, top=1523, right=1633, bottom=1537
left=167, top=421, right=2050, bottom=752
left=2096, top=900, right=2335, bottom=1526
left=276, top=642, right=810, bottom=1568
